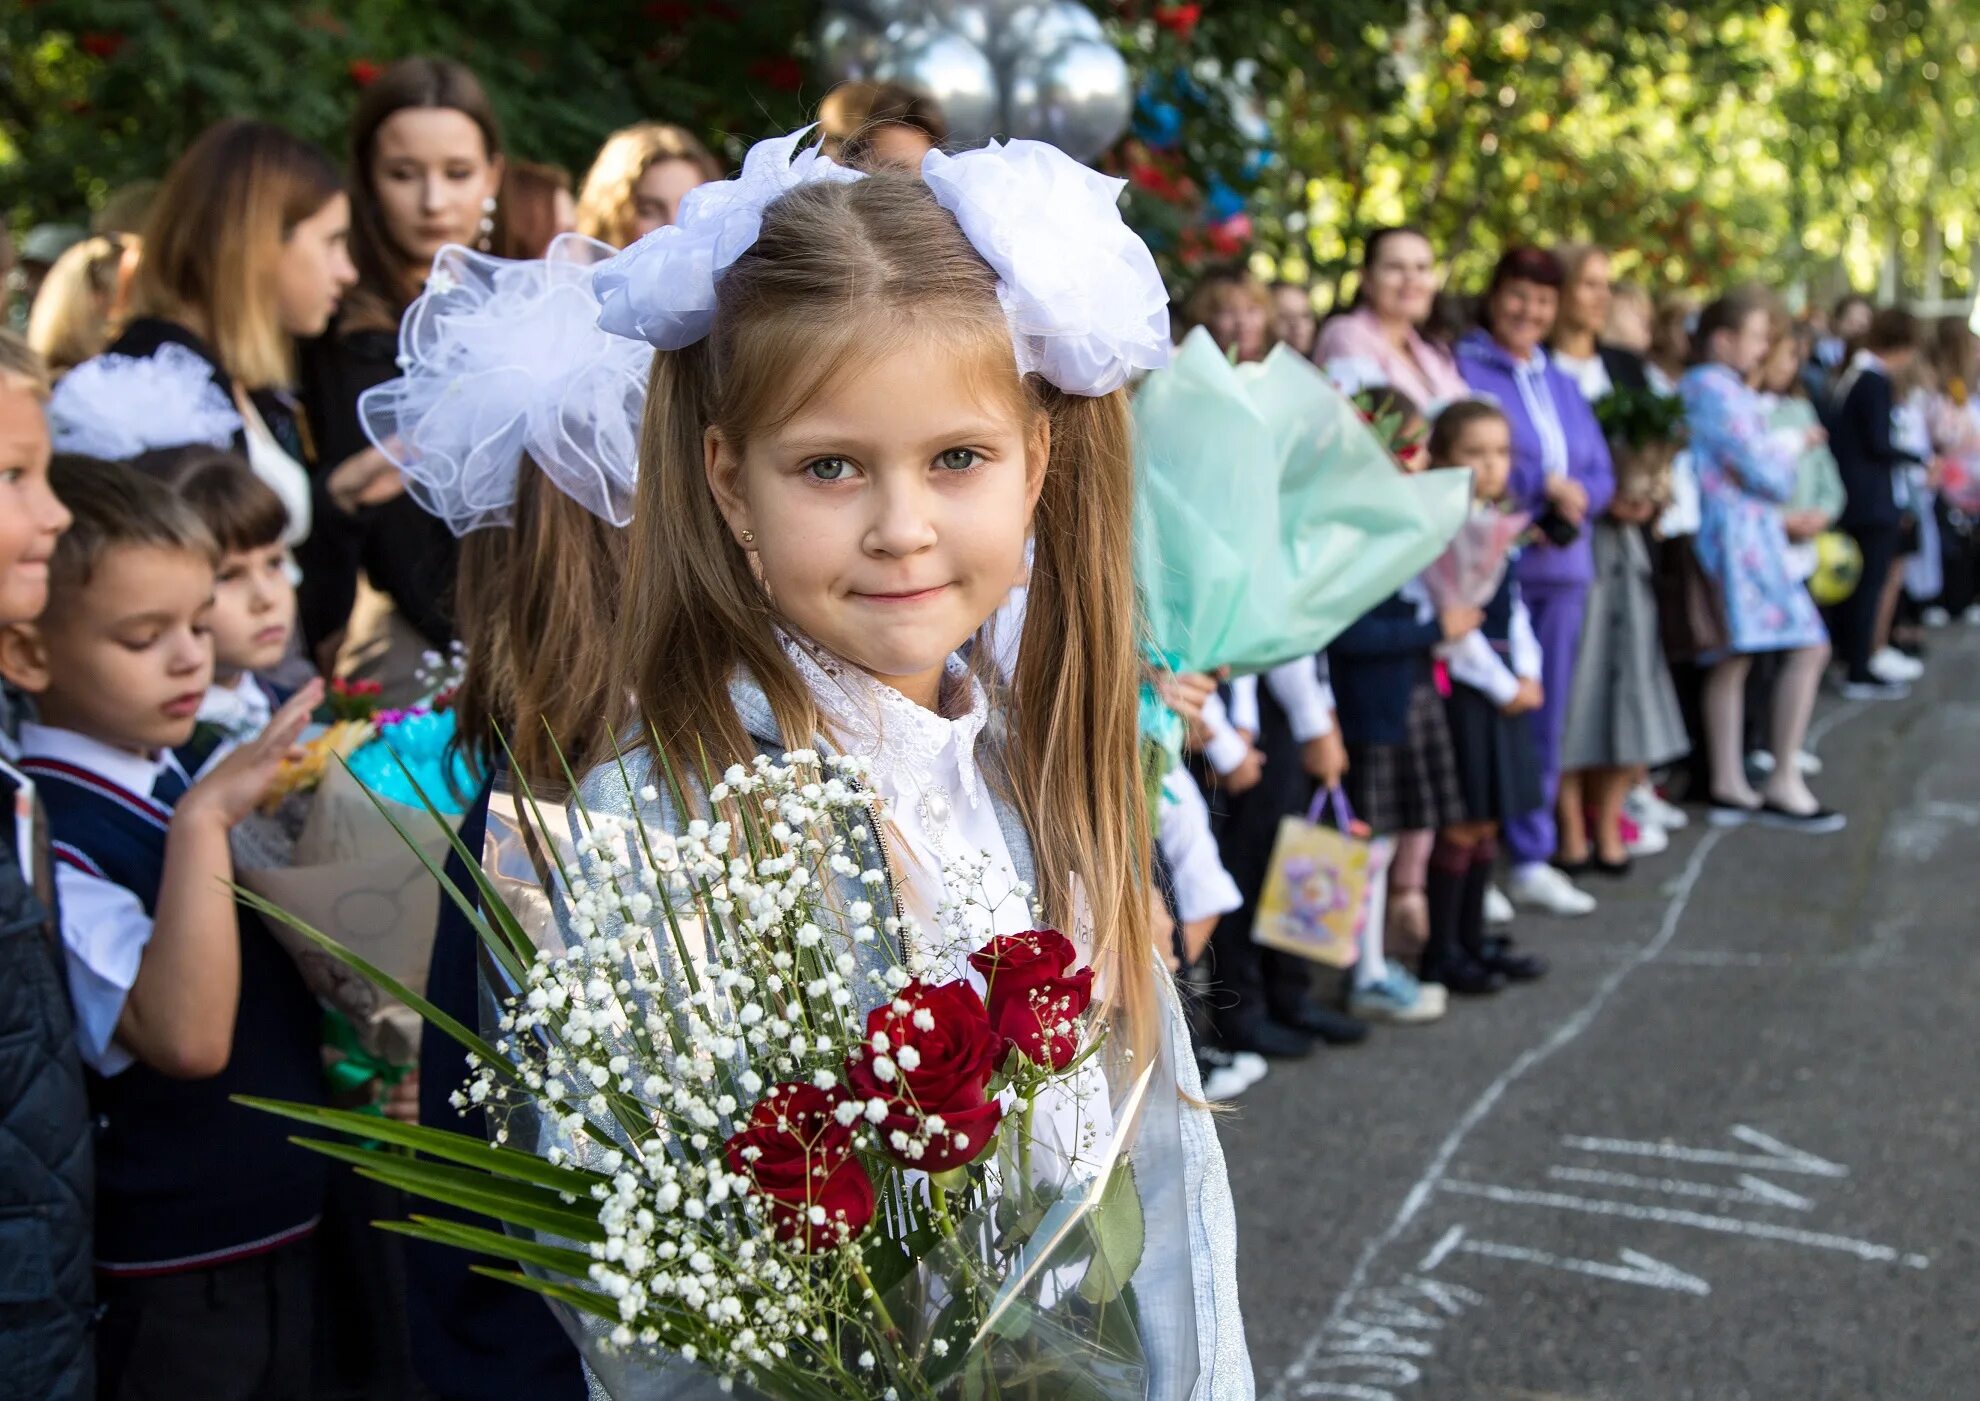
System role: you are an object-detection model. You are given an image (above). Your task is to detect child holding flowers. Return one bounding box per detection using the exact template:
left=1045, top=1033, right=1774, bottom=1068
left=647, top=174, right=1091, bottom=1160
left=569, top=128, right=1248, bottom=1396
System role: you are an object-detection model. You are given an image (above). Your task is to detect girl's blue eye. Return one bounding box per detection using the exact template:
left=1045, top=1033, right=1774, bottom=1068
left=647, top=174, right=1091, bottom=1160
left=806, top=457, right=854, bottom=482
left=937, top=449, right=980, bottom=473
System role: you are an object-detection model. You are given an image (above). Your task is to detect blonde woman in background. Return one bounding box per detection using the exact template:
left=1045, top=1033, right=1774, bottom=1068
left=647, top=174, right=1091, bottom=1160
left=25, top=234, right=130, bottom=375
left=573, top=122, right=722, bottom=247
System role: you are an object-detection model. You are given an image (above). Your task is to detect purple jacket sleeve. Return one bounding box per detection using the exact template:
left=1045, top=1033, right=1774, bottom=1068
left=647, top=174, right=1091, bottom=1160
left=1562, top=378, right=1616, bottom=518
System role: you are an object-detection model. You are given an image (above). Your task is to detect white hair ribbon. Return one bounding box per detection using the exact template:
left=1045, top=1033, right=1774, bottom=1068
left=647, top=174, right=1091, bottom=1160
left=589, top=127, right=1172, bottom=398
left=46, top=343, right=243, bottom=460
left=358, top=233, right=651, bottom=536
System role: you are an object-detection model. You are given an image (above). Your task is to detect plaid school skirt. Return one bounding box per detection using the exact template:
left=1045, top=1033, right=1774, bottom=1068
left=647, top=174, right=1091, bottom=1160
left=1343, top=678, right=1467, bottom=834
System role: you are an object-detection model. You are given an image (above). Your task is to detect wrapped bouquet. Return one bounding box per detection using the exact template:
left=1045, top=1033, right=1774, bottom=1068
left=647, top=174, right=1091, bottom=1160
left=1420, top=504, right=1533, bottom=610
left=243, top=749, right=1173, bottom=1398
left=1592, top=385, right=1685, bottom=507
left=1133, top=327, right=1470, bottom=675
left=236, top=692, right=481, bottom=1063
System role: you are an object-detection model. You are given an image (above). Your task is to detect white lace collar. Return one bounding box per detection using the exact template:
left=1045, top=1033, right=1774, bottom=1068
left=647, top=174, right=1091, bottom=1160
left=778, top=635, right=991, bottom=809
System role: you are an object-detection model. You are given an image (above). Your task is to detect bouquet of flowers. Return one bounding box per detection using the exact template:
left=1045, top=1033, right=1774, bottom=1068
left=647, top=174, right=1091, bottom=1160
left=1593, top=385, right=1686, bottom=507
left=236, top=687, right=481, bottom=1063
left=1134, top=327, right=1470, bottom=675
left=241, top=749, right=1175, bottom=1398
left=1420, top=504, right=1533, bottom=610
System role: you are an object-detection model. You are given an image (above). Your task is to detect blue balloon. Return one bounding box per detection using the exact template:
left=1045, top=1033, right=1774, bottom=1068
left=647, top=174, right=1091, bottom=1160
left=1205, top=176, right=1246, bottom=222
left=1134, top=88, right=1184, bottom=149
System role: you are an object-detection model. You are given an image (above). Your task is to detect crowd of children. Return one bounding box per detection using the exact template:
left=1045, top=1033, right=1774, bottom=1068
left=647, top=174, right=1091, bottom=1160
left=4, top=73, right=1979, bottom=1401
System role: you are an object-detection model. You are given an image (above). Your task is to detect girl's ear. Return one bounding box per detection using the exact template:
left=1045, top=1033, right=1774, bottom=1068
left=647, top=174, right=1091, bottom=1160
left=0, top=623, right=52, bottom=694
left=1024, top=411, right=1051, bottom=518
left=704, top=427, right=755, bottom=548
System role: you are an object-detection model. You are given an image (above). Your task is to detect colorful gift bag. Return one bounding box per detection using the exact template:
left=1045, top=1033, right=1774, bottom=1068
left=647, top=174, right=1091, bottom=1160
left=1252, top=788, right=1394, bottom=968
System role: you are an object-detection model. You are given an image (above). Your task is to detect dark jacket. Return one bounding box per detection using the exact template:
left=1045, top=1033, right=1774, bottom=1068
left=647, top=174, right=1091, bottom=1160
left=407, top=780, right=584, bottom=1401
left=1600, top=344, right=1651, bottom=396
left=1328, top=593, right=1442, bottom=748
left=0, top=739, right=94, bottom=1401
left=104, top=318, right=361, bottom=654
left=298, top=323, right=460, bottom=652
left=1829, top=363, right=1923, bottom=534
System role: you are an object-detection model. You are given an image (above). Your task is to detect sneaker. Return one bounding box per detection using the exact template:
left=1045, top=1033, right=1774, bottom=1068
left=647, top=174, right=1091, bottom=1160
left=1796, top=748, right=1823, bottom=776
left=1349, top=966, right=1447, bottom=1024
left=1199, top=1046, right=1258, bottom=1101
left=1870, top=646, right=1925, bottom=683
left=1922, top=605, right=1951, bottom=627
left=1839, top=678, right=1912, bottom=701
left=1507, top=863, right=1597, bottom=916
left=1624, top=782, right=1689, bottom=832
left=1746, top=749, right=1777, bottom=776
left=1964, top=604, right=1980, bottom=626
left=1757, top=800, right=1847, bottom=834
left=1625, top=819, right=1668, bottom=856
left=1229, top=1050, right=1269, bottom=1090
left=1484, top=883, right=1515, bottom=927
left=1707, top=796, right=1761, bottom=827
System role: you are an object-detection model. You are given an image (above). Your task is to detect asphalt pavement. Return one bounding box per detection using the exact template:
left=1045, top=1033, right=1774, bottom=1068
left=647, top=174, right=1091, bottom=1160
left=1221, top=627, right=1980, bottom=1401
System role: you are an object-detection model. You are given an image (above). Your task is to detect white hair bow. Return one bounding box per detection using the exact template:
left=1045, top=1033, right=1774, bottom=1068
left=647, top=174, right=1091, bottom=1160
left=592, top=125, right=863, bottom=351
left=589, top=128, right=1171, bottom=398
left=359, top=234, right=652, bottom=536
left=47, top=343, right=243, bottom=460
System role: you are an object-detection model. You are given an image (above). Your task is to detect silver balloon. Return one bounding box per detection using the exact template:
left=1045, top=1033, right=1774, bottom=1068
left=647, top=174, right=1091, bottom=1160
left=929, top=0, right=996, bottom=50
left=993, top=1, right=1104, bottom=66
left=876, top=31, right=1002, bottom=147
left=1009, top=36, right=1131, bottom=162
left=815, top=9, right=884, bottom=83
left=853, top=0, right=931, bottom=26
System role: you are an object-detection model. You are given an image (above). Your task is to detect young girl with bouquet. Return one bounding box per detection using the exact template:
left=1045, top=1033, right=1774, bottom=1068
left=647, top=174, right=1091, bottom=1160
left=1425, top=402, right=1553, bottom=993
left=569, top=129, right=1248, bottom=1396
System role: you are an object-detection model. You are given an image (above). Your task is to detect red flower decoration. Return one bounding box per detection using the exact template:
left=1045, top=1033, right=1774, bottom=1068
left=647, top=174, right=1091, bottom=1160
left=723, top=1083, right=875, bottom=1251
left=844, top=981, right=1004, bottom=1172
left=968, top=930, right=1095, bottom=1071
left=749, top=56, right=806, bottom=92
left=80, top=30, right=125, bottom=59
left=1153, top=4, right=1202, bottom=40
left=348, top=58, right=382, bottom=87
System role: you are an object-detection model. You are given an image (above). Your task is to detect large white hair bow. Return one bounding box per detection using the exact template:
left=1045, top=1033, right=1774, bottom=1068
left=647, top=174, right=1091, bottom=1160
left=589, top=127, right=1171, bottom=398
left=47, top=343, right=243, bottom=460
left=922, top=140, right=1171, bottom=397
left=592, top=125, right=863, bottom=350
left=359, top=234, right=651, bottom=536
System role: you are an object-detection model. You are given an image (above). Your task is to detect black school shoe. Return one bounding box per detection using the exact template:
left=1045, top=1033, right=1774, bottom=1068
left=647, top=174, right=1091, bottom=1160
left=1757, top=801, right=1847, bottom=834
left=1481, top=934, right=1549, bottom=981
left=1217, top=1015, right=1316, bottom=1059
left=1419, top=952, right=1506, bottom=996
left=1269, top=998, right=1371, bottom=1045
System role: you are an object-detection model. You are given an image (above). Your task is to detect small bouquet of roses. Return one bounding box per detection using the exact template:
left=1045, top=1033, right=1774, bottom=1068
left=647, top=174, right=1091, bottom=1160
left=242, top=748, right=1172, bottom=1398
left=236, top=684, right=482, bottom=1062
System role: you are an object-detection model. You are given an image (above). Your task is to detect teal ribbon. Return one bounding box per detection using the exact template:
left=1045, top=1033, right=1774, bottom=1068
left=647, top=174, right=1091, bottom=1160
left=321, top=1009, right=411, bottom=1148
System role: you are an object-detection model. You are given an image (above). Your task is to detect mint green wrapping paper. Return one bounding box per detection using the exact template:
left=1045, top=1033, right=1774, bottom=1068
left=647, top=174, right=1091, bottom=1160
left=1134, top=328, right=1472, bottom=675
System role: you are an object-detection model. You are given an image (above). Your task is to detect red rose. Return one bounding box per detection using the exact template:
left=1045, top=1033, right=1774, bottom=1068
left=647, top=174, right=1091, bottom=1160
left=844, top=981, right=1004, bottom=1172
left=348, top=58, right=382, bottom=86
left=1153, top=4, right=1202, bottom=39
left=723, top=1082, right=874, bottom=1251
left=968, top=930, right=1095, bottom=1071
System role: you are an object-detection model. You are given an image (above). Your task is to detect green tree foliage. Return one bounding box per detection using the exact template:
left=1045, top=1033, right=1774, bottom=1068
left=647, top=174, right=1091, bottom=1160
left=2, top=0, right=811, bottom=227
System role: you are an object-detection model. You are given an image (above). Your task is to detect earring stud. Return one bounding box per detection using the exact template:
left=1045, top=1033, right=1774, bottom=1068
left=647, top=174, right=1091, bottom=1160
left=740, top=529, right=754, bottom=545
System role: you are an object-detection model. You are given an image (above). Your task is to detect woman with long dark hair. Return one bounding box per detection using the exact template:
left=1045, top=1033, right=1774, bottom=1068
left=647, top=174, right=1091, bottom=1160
left=1312, top=226, right=1469, bottom=406
left=298, top=57, right=503, bottom=695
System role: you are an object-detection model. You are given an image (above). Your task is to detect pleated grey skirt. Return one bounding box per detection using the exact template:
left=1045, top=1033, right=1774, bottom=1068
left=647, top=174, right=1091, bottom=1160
left=1561, top=521, right=1691, bottom=771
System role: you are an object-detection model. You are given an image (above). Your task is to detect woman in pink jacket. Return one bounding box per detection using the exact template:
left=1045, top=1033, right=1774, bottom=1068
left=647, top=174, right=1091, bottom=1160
left=1313, top=226, right=1470, bottom=408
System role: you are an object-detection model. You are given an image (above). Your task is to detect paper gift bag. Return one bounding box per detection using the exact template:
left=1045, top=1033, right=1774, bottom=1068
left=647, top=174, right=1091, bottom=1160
left=1252, top=788, right=1394, bottom=968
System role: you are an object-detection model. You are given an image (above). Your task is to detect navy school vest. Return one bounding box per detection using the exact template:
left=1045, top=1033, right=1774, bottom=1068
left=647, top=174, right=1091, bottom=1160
left=21, top=757, right=328, bottom=1276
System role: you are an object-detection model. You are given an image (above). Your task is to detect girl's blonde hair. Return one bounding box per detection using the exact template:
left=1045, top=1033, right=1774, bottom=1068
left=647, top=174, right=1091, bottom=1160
left=453, top=462, right=630, bottom=793
left=128, top=119, right=344, bottom=391
left=574, top=123, right=724, bottom=249
left=27, top=234, right=129, bottom=374
left=619, top=172, right=1157, bottom=1059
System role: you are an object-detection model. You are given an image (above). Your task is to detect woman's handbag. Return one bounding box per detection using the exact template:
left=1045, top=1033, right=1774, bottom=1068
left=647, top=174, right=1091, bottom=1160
left=1655, top=534, right=1730, bottom=660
